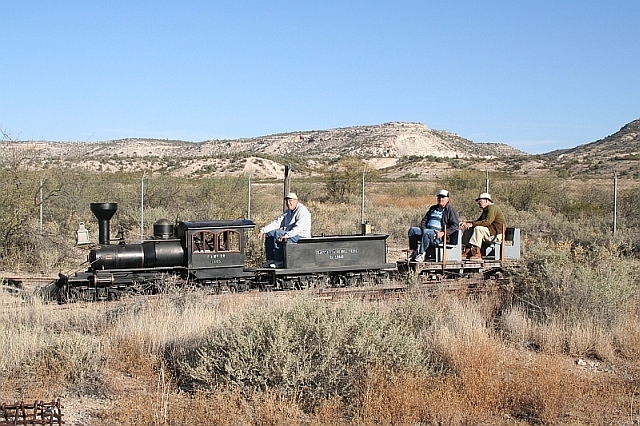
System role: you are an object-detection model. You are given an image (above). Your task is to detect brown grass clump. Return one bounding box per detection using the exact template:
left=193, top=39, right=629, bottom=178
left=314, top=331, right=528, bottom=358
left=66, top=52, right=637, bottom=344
left=373, top=194, right=436, bottom=209
left=613, top=307, right=640, bottom=359
left=353, top=367, right=433, bottom=424
left=99, top=388, right=312, bottom=426
left=106, top=334, right=156, bottom=379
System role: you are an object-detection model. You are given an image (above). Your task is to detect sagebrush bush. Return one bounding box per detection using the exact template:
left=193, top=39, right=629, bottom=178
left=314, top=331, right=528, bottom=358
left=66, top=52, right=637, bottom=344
left=19, top=331, right=105, bottom=397
left=515, top=238, right=640, bottom=323
left=501, top=236, right=640, bottom=360
left=179, top=297, right=425, bottom=408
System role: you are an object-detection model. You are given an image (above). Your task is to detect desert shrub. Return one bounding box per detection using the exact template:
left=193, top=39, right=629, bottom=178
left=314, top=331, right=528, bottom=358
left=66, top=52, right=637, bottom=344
left=0, top=161, right=57, bottom=267
left=18, top=331, right=105, bottom=397
left=178, top=298, right=425, bottom=409
left=513, top=239, right=636, bottom=317
left=442, top=170, right=485, bottom=193
left=612, top=305, right=640, bottom=359
left=388, top=296, right=439, bottom=335
left=494, top=177, right=555, bottom=212
left=384, top=181, right=435, bottom=199
left=243, top=233, right=265, bottom=267
left=192, top=175, right=249, bottom=220
left=554, top=182, right=612, bottom=221
left=620, top=187, right=640, bottom=227
left=505, top=238, right=640, bottom=359
left=364, top=204, right=422, bottom=241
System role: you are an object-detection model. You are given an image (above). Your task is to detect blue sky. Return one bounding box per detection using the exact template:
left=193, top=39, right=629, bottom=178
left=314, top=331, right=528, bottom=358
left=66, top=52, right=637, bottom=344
left=1, top=1, right=638, bottom=154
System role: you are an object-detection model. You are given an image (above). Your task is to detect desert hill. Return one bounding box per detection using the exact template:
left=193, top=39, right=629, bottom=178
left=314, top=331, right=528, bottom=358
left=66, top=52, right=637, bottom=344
left=545, top=119, right=640, bottom=159
left=2, top=122, right=525, bottom=179
left=10, top=122, right=523, bottom=160
left=540, top=118, right=640, bottom=178
left=2, top=120, right=638, bottom=179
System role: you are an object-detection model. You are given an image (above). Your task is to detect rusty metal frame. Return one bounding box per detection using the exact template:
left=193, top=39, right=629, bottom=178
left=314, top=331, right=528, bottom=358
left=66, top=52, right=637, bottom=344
left=0, top=400, right=64, bottom=425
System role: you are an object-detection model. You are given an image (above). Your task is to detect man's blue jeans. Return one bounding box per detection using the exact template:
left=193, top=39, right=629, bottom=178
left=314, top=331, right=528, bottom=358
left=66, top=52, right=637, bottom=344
left=264, top=230, right=301, bottom=262
left=408, top=227, right=441, bottom=254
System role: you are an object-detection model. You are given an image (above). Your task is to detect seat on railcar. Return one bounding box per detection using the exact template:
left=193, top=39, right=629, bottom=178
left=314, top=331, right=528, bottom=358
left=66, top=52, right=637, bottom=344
left=433, top=229, right=463, bottom=262
left=481, top=226, right=521, bottom=260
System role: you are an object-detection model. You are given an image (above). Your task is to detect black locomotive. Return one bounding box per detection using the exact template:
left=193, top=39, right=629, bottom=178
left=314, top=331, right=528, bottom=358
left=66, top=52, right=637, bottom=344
left=53, top=203, right=397, bottom=301
left=51, top=202, right=520, bottom=302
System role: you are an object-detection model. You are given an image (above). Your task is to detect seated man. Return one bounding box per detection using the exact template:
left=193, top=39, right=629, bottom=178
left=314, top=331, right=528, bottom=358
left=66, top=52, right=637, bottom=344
left=460, top=192, right=506, bottom=261
left=258, top=192, right=311, bottom=268
left=408, top=189, right=460, bottom=262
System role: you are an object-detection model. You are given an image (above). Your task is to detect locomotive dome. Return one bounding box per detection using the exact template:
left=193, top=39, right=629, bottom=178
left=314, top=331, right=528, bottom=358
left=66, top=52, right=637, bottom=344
left=153, top=218, right=174, bottom=239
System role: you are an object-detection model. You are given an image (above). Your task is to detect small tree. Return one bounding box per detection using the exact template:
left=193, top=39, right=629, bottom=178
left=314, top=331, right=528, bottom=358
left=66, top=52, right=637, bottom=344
left=0, top=129, right=61, bottom=266
left=323, top=157, right=367, bottom=203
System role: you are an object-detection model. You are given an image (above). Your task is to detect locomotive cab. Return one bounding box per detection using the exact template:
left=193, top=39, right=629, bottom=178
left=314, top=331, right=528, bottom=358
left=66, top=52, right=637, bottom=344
left=175, top=220, right=255, bottom=280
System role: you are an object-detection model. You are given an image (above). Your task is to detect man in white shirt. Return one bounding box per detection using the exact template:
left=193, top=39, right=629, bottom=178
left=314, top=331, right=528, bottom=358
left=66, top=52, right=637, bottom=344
left=258, top=192, right=311, bottom=268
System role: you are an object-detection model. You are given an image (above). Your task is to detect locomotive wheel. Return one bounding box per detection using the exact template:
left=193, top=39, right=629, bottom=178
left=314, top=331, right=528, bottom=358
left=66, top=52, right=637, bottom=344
left=331, top=274, right=348, bottom=287
left=107, top=289, right=121, bottom=301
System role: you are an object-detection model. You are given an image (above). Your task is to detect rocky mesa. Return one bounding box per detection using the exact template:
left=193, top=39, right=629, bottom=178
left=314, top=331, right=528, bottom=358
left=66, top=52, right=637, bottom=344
left=7, top=122, right=525, bottom=161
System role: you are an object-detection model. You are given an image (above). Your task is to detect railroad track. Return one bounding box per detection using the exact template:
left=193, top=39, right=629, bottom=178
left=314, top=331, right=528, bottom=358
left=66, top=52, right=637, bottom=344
left=314, top=277, right=503, bottom=301
left=1, top=276, right=56, bottom=296
left=1, top=274, right=505, bottom=307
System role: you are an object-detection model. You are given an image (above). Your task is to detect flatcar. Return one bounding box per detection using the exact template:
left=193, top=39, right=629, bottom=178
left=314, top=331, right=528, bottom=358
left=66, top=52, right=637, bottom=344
left=397, top=226, right=521, bottom=281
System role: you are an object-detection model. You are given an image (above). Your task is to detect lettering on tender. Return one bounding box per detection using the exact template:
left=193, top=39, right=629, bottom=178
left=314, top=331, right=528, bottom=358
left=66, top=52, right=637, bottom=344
left=315, top=248, right=358, bottom=261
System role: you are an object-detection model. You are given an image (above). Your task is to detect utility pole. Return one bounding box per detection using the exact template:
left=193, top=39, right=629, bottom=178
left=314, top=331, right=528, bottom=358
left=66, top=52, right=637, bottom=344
left=141, top=171, right=145, bottom=241
left=39, top=177, right=43, bottom=233
left=247, top=170, right=252, bottom=220
left=361, top=167, right=370, bottom=234
left=283, top=164, right=291, bottom=211
left=612, top=167, right=617, bottom=236
left=485, top=168, right=489, bottom=193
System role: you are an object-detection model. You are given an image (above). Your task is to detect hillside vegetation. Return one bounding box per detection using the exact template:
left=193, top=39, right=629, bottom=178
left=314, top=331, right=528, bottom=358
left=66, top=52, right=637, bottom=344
left=5, top=119, right=640, bottom=180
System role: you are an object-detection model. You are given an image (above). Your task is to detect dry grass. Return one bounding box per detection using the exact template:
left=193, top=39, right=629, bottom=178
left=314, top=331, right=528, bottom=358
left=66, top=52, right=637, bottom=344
left=373, top=194, right=437, bottom=209
left=0, top=287, right=638, bottom=425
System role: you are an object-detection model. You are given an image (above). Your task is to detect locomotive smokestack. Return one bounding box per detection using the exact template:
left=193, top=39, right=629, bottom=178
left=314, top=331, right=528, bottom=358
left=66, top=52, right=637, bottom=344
left=90, top=203, right=117, bottom=245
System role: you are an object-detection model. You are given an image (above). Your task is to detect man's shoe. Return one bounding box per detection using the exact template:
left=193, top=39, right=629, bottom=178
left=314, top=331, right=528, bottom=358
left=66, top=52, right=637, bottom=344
left=262, top=261, right=275, bottom=268
left=414, top=253, right=425, bottom=263
left=462, top=247, right=471, bottom=258
left=469, top=247, right=483, bottom=262
left=409, top=249, right=418, bottom=261
left=269, top=261, right=284, bottom=268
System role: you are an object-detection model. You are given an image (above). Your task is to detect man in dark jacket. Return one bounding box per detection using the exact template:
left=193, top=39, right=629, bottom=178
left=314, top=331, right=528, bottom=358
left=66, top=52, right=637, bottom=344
left=407, top=189, right=460, bottom=262
left=460, top=192, right=506, bottom=261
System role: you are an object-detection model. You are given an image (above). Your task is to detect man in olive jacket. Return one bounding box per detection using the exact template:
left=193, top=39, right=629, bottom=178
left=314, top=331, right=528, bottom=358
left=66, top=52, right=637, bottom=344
left=460, top=192, right=506, bottom=261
